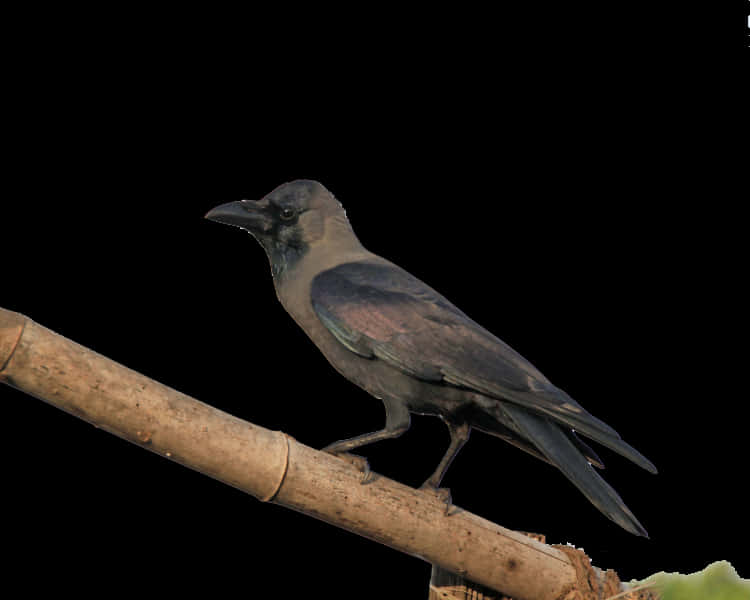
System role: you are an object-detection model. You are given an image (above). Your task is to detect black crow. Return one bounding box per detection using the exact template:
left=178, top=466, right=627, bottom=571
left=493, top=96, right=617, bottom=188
left=205, top=180, right=656, bottom=537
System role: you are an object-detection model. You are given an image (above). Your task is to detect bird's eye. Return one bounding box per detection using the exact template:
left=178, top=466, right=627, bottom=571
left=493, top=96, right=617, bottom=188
left=280, top=207, right=296, bottom=220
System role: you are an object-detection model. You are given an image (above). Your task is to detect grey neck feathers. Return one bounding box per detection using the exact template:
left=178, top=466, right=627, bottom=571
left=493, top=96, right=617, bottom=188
left=266, top=210, right=363, bottom=281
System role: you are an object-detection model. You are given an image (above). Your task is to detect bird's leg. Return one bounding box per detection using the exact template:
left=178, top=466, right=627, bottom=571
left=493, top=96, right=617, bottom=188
left=419, top=421, right=471, bottom=514
left=322, top=399, right=410, bottom=484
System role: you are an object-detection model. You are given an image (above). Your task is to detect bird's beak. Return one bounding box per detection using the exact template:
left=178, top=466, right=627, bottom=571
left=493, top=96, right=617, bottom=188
left=204, top=200, right=271, bottom=233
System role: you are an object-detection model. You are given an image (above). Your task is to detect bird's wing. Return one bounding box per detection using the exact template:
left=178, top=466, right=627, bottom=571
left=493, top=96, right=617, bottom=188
left=311, top=260, right=656, bottom=473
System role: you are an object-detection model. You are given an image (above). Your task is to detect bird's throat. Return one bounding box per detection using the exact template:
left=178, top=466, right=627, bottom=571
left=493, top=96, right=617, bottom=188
left=265, top=239, right=309, bottom=279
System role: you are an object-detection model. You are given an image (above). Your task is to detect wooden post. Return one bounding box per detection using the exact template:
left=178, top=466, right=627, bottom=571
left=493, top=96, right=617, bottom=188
left=429, top=565, right=504, bottom=599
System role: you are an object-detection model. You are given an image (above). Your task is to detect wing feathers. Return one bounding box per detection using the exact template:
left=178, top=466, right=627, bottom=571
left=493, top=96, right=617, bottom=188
left=371, top=340, right=443, bottom=381
left=311, top=260, right=656, bottom=477
left=313, top=300, right=374, bottom=358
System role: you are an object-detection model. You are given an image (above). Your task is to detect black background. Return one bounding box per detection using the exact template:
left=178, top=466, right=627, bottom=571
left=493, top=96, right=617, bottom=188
left=2, top=4, right=746, bottom=597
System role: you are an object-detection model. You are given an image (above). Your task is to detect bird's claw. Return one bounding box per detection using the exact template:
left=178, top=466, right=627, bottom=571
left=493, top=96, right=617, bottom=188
left=419, top=483, right=454, bottom=516
left=323, top=449, right=372, bottom=484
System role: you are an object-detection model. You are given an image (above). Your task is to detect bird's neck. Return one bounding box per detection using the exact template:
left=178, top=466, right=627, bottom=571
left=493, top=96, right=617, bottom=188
left=315, top=212, right=365, bottom=257
left=271, top=214, right=364, bottom=279
left=271, top=217, right=372, bottom=320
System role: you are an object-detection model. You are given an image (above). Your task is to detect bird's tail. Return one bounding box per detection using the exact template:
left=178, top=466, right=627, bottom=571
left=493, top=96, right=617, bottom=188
left=498, top=403, right=649, bottom=537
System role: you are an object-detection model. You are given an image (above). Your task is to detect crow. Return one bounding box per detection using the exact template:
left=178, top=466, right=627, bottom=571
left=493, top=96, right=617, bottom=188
left=205, top=179, right=656, bottom=536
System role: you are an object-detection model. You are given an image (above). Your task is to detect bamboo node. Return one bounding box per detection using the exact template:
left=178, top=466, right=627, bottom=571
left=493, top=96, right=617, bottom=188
left=0, top=308, right=27, bottom=374
left=259, top=431, right=291, bottom=502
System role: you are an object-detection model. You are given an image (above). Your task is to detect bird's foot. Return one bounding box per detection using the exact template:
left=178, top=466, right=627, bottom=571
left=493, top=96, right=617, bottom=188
left=322, top=449, right=372, bottom=484
left=419, top=483, right=454, bottom=516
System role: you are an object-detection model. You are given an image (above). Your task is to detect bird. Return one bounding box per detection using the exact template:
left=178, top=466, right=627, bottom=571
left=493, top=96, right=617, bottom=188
left=205, top=179, right=657, bottom=537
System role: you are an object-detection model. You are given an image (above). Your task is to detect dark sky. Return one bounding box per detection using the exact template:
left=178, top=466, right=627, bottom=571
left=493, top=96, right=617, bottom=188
left=2, top=5, right=745, bottom=597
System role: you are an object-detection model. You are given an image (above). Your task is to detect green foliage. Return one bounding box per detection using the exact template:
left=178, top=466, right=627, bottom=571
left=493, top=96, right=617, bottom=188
left=632, top=561, right=748, bottom=600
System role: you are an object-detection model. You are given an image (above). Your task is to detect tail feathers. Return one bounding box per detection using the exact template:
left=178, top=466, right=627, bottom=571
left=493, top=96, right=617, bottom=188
left=474, top=425, right=553, bottom=466
left=505, top=390, right=657, bottom=474
left=582, top=430, right=658, bottom=474
left=476, top=417, right=606, bottom=470
left=500, top=403, right=649, bottom=537
left=568, top=431, right=605, bottom=469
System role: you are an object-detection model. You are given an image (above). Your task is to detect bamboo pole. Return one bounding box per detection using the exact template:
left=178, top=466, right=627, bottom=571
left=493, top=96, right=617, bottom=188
left=0, top=307, right=656, bottom=600
left=429, top=533, right=547, bottom=599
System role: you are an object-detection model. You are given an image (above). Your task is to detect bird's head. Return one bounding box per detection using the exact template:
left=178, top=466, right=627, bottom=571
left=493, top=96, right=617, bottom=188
left=205, top=180, right=358, bottom=276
